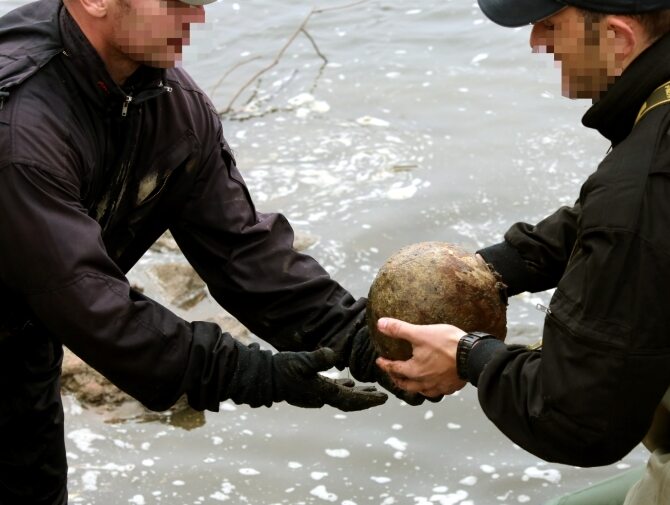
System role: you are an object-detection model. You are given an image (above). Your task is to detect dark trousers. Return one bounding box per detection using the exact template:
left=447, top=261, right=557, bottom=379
left=0, top=325, right=68, bottom=505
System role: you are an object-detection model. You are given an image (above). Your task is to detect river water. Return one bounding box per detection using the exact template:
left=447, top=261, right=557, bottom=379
left=1, top=1, right=649, bottom=504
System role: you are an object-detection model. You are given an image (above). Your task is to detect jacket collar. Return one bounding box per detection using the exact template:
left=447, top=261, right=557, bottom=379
left=59, top=5, right=169, bottom=115
left=582, top=32, right=670, bottom=146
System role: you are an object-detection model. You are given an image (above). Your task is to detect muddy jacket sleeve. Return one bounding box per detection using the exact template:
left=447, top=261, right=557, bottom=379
left=467, top=153, right=670, bottom=466
left=0, top=161, right=247, bottom=411
left=169, top=121, right=365, bottom=354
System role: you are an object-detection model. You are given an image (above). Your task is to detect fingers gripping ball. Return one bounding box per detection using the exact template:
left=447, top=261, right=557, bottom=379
left=367, top=242, right=508, bottom=360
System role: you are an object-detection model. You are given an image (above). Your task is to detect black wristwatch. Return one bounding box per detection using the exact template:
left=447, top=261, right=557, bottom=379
left=456, top=331, right=497, bottom=381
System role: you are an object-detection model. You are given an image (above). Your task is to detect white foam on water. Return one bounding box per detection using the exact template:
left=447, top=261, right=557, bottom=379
left=219, top=401, right=237, bottom=412
left=99, top=463, right=134, bottom=473
left=424, top=410, right=434, bottom=420
left=210, top=481, right=235, bottom=502
left=406, top=9, right=422, bottom=14
left=325, top=448, right=350, bottom=458
left=392, top=424, right=403, bottom=430
left=67, top=402, right=83, bottom=415
left=212, top=436, right=223, bottom=445
left=288, top=93, right=314, bottom=107
left=128, top=495, right=145, bottom=505
left=433, top=486, right=448, bottom=493
left=141, top=459, right=154, bottom=467
left=459, top=476, right=477, bottom=486
left=67, top=429, right=106, bottom=454
left=81, top=470, right=99, bottom=491
left=288, top=461, right=302, bottom=469
left=425, top=490, right=469, bottom=505
left=310, top=484, right=337, bottom=502
left=471, top=53, right=489, bottom=64
left=480, top=464, right=495, bottom=474
left=447, top=423, right=461, bottom=430
left=311, top=471, right=328, bottom=480
left=523, top=466, right=561, bottom=484
left=172, top=480, right=185, bottom=486
left=356, top=116, right=390, bottom=127
left=239, top=468, right=260, bottom=476
left=387, top=183, right=418, bottom=200
left=371, top=476, right=391, bottom=484
left=518, top=495, right=531, bottom=503
left=385, top=437, right=407, bottom=451
left=342, top=501, right=358, bottom=505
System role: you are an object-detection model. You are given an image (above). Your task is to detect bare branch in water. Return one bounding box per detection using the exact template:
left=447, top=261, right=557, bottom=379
left=217, top=0, right=370, bottom=118
left=210, top=55, right=262, bottom=103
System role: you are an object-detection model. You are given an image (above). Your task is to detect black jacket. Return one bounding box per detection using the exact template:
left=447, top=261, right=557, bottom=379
left=475, top=33, right=670, bottom=466
left=0, top=2, right=363, bottom=500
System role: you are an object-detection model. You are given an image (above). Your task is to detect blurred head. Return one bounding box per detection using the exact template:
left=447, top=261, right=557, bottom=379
left=65, top=0, right=214, bottom=82
left=478, top=0, right=670, bottom=100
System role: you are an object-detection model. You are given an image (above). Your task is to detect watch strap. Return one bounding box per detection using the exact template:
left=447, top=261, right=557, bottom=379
left=457, top=331, right=497, bottom=381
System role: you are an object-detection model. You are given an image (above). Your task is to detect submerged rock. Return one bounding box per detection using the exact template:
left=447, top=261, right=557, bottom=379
left=367, top=242, right=507, bottom=360
left=60, top=244, right=253, bottom=426
left=146, top=263, right=208, bottom=310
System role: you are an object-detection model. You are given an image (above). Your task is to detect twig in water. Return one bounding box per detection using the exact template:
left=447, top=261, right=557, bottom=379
left=218, top=0, right=370, bottom=117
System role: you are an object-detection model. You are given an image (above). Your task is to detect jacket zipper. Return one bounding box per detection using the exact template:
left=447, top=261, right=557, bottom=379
left=121, top=95, right=133, bottom=117
left=525, top=303, right=553, bottom=350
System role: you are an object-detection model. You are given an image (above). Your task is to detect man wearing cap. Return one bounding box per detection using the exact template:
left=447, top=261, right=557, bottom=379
left=0, top=0, right=420, bottom=503
left=375, top=1, right=670, bottom=504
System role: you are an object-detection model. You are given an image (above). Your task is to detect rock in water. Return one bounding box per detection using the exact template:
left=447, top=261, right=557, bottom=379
left=367, top=242, right=507, bottom=360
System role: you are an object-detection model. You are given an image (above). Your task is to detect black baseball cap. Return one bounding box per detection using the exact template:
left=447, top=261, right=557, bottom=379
left=478, top=0, right=669, bottom=27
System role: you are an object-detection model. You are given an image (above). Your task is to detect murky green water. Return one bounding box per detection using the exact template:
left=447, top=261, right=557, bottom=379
left=1, top=1, right=647, bottom=504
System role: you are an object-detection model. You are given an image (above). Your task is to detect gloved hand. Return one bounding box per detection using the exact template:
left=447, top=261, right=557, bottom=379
left=348, top=323, right=442, bottom=406
left=226, top=341, right=388, bottom=411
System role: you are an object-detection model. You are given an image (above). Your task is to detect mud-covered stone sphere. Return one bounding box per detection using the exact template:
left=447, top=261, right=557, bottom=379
left=367, top=242, right=507, bottom=360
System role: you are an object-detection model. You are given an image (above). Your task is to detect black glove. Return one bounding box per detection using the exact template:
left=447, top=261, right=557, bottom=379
left=348, top=323, right=441, bottom=406
left=225, top=341, right=387, bottom=411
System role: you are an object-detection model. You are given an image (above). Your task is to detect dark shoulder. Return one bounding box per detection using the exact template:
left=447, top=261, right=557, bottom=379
left=0, top=56, right=87, bottom=182
left=580, top=105, right=670, bottom=232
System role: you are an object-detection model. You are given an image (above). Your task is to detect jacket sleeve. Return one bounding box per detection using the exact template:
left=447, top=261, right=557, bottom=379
left=478, top=203, right=580, bottom=296
left=169, top=122, right=365, bottom=353
left=0, top=161, right=241, bottom=412
left=467, top=159, right=670, bottom=465
left=471, top=226, right=670, bottom=466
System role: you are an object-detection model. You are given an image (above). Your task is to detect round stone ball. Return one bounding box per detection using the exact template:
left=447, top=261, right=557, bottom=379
left=367, top=242, right=507, bottom=360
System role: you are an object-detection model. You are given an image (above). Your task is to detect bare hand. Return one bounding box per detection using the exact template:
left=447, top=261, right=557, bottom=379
left=375, top=318, right=468, bottom=397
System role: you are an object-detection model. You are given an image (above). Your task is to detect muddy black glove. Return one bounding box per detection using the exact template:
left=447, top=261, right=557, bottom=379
left=226, top=341, right=387, bottom=411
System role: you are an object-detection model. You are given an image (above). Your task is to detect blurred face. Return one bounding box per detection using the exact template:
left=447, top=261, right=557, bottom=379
left=110, top=0, right=206, bottom=68
left=530, top=7, right=621, bottom=100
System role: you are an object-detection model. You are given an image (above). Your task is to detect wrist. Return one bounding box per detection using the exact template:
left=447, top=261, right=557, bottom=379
left=456, top=332, right=498, bottom=382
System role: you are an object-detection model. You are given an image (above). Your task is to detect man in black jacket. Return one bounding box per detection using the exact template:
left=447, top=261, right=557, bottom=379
left=375, top=1, right=670, bottom=504
left=0, top=0, right=415, bottom=503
